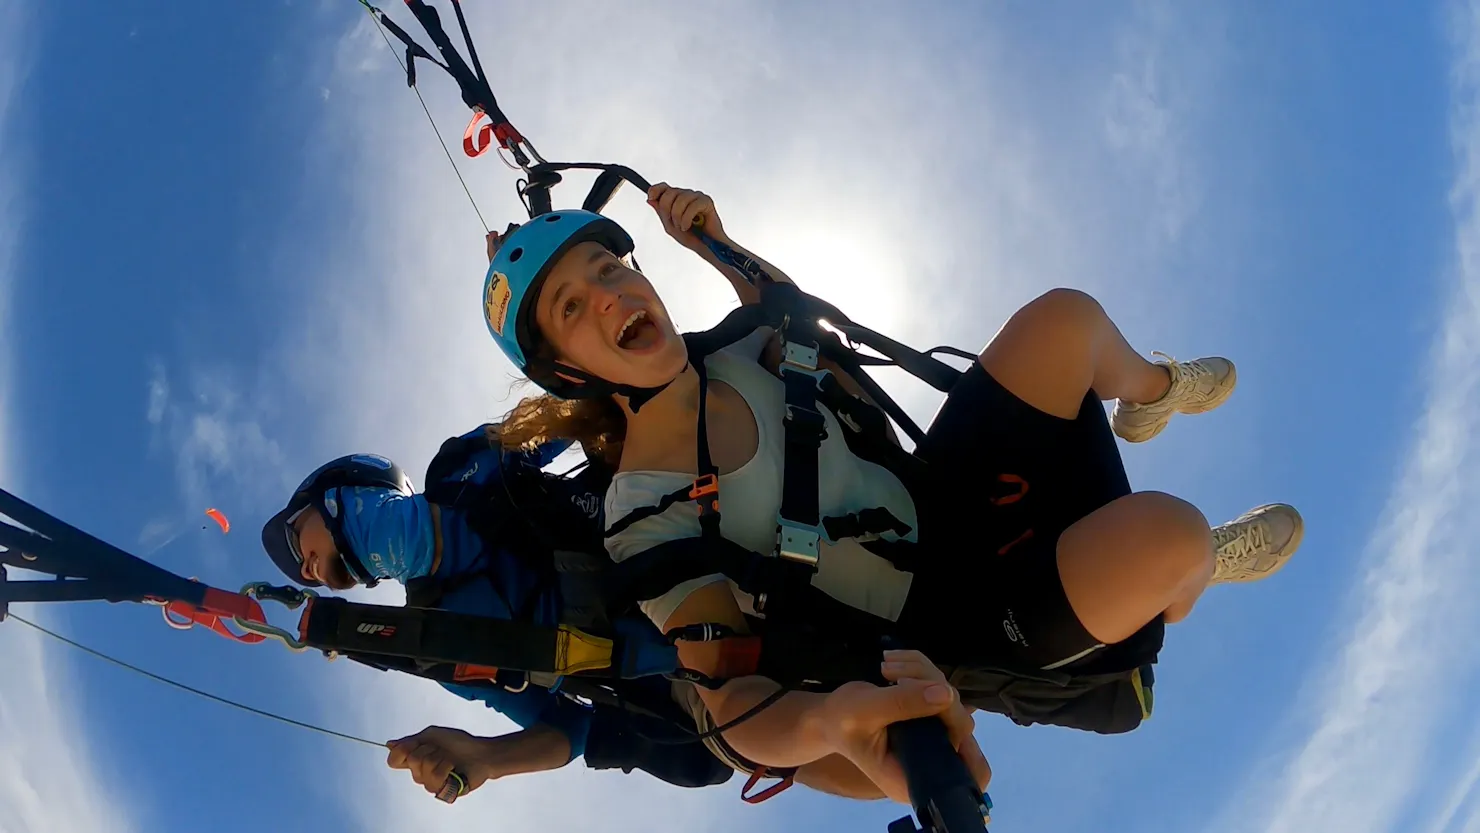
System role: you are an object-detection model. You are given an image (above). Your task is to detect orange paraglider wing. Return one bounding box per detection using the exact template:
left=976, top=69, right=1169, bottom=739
left=204, top=508, right=230, bottom=534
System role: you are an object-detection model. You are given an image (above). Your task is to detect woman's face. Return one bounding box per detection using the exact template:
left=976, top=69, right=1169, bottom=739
left=292, top=507, right=355, bottom=590
left=532, top=241, right=688, bottom=392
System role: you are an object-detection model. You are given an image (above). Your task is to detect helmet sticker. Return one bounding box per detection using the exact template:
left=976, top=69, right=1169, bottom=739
left=485, top=271, right=512, bottom=336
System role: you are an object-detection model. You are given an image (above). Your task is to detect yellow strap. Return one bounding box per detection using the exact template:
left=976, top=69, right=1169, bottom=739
left=553, top=625, right=615, bottom=675
left=1131, top=667, right=1154, bottom=721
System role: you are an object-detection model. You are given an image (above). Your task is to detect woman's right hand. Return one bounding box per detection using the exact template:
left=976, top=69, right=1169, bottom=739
left=648, top=182, right=727, bottom=251
left=812, top=650, right=991, bottom=806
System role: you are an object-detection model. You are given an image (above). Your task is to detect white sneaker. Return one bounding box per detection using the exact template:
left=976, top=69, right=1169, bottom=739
left=1112, top=352, right=1237, bottom=443
left=1210, top=503, right=1304, bottom=585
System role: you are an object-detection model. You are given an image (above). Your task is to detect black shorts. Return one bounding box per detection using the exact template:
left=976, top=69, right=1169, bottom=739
left=896, top=361, right=1164, bottom=672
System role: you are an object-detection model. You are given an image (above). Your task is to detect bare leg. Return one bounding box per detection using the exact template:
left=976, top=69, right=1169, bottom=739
left=1056, top=493, right=1214, bottom=641
left=977, top=288, right=1170, bottom=420
left=976, top=288, right=1212, bottom=639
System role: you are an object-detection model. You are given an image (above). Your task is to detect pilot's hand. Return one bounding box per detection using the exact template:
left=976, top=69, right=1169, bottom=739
left=387, top=726, right=495, bottom=797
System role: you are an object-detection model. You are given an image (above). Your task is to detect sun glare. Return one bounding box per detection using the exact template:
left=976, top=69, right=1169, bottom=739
left=753, top=223, right=912, bottom=340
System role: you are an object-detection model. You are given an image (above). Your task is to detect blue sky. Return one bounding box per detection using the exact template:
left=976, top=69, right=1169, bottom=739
left=3, top=1, right=1479, bottom=831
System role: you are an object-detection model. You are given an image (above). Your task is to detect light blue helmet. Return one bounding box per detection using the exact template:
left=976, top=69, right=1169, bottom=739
left=482, top=209, right=634, bottom=395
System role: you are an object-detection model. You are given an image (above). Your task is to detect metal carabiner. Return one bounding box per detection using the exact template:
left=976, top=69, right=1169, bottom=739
left=495, top=135, right=547, bottom=173
left=229, top=615, right=315, bottom=653
left=232, top=583, right=332, bottom=656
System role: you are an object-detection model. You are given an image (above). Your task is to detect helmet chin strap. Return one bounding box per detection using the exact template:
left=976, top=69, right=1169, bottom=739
left=526, top=357, right=682, bottom=413
left=342, top=552, right=379, bottom=589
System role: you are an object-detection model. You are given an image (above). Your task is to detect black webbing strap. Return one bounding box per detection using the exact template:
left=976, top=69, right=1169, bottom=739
left=774, top=330, right=828, bottom=571
left=374, top=1, right=496, bottom=113
left=298, top=595, right=618, bottom=678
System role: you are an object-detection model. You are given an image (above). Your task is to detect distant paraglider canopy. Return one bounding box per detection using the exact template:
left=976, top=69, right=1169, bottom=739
left=204, top=508, right=230, bottom=534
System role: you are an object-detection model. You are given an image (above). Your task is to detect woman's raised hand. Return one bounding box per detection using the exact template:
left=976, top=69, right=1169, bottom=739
left=648, top=182, right=726, bottom=251
left=486, top=222, right=522, bottom=262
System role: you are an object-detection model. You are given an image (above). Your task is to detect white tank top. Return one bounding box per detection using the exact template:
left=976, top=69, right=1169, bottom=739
left=604, top=326, right=917, bottom=629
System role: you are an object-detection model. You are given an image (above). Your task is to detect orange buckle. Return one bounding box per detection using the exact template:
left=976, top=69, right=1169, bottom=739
left=689, top=473, right=720, bottom=518
left=453, top=663, right=501, bottom=683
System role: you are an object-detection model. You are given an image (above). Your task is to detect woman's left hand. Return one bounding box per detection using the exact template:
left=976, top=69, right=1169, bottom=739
left=486, top=222, right=521, bottom=262
left=814, top=650, right=992, bottom=806
left=648, top=183, right=726, bottom=251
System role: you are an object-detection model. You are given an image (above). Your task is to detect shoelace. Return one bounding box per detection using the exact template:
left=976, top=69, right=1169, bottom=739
left=1213, top=519, right=1270, bottom=566
left=1153, top=351, right=1215, bottom=402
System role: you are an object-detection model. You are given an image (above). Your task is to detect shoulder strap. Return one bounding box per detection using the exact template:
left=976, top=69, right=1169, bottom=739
left=553, top=548, right=613, bottom=633
left=404, top=574, right=447, bottom=609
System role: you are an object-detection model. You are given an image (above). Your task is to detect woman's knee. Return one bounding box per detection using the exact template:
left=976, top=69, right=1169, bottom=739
left=983, top=288, right=1108, bottom=355
left=1013, top=287, right=1108, bottom=332
left=1060, top=490, right=1214, bottom=591
left=1118, top=490, right=1215, bottom=584
left=976, top=287, right=1112, bottom=418
left=1056, top=491, right=1213, bottom=643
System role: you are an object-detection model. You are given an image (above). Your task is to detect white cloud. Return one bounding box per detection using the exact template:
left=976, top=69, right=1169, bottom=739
left=146, top=360, right=169, bottom=425
left=0, top=2, right=137, bottom=830
left=1423, top=730, right=1480, bottom=833
left=238, top=1, right=1231, bottom=831
left=141, top=357, right=290, bottom=569
left=1200, top=4, right=1480, bottom=832
left=1103, top=0, right=1205, bottom=248
left=0, top=621, right=137, bottom=833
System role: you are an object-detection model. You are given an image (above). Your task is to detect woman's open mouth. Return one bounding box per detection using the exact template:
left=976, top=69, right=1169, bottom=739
left=616, top=309, right=663, bottom=352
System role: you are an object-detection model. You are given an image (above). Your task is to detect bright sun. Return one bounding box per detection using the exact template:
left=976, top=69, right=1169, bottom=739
left=750, top=224, right=911, bottom=340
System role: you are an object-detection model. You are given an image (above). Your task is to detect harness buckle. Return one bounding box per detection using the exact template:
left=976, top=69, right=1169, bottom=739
left=782, top=341, right=820, bottom=372
left=690, top=473, right=720, bottom=519
left=776, top=520, right=821, bottom=568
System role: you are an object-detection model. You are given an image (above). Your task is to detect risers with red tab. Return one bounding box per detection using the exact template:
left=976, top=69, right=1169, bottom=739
left=160, top=588, right=270, bottom=645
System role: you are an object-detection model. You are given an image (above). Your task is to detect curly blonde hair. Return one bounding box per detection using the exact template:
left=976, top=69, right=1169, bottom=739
left=497, top=387, right=627, bottom=469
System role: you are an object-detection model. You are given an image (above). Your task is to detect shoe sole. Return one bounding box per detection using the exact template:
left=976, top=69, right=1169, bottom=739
left=1215, top=502, right=1305, bottom=584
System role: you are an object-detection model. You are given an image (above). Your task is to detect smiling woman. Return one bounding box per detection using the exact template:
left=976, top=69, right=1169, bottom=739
left=477, top=180, right=1305, bottom=806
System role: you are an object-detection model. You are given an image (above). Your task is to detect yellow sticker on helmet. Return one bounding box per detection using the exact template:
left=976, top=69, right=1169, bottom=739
left=485, top=272, right=512, bottom=336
